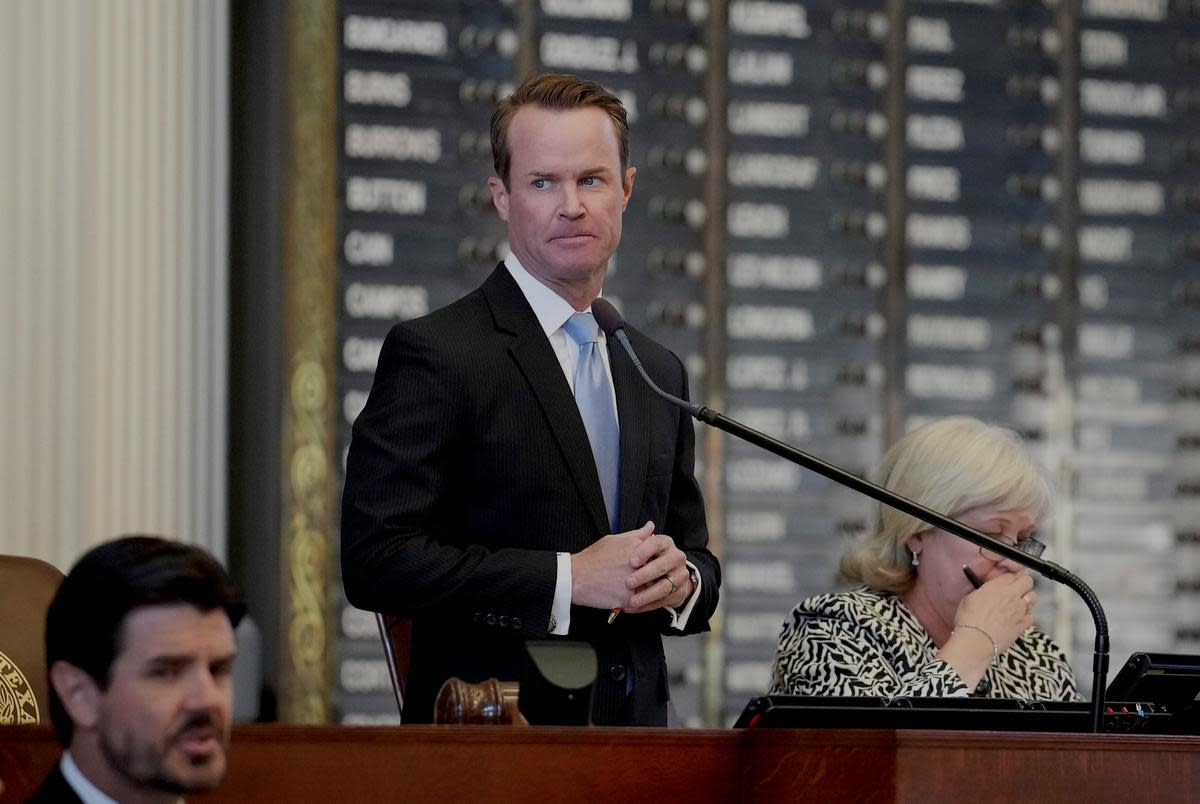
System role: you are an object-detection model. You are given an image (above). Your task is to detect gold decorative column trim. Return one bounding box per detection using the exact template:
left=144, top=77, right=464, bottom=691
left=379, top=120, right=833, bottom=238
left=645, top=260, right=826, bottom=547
left=281, top=0, right=337, bottom=723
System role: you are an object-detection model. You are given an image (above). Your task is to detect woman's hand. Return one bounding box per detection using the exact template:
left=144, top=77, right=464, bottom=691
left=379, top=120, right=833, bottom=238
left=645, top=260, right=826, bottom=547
left=937, top=570, right=1036, bottom=690
left=955, top=570, right=1036, bottom=654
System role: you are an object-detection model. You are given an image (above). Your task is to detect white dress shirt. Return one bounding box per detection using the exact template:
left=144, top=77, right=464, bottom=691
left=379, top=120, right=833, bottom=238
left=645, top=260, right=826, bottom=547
left=60, top=752, right=119, bottom=804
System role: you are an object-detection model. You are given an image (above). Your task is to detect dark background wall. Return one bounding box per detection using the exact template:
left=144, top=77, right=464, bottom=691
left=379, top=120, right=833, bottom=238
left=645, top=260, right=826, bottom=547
left=229, top=0, right=288, bottom=720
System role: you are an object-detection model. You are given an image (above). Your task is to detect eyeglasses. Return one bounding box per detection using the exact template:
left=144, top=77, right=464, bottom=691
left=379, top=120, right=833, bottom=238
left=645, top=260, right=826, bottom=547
left=980, top=536, right=1046, bottom=562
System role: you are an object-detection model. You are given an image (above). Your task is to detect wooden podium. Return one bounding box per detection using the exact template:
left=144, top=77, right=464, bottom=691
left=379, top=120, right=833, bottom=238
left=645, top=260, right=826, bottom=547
left=2, top=724, right=1196, bottom=802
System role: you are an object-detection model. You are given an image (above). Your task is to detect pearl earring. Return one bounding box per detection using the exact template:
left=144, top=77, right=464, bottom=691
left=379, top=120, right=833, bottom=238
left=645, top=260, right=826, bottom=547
left=911, top=551, right=920, bottom=567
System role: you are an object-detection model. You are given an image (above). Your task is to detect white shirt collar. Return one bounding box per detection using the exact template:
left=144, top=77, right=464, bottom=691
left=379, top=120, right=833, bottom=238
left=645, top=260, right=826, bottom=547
left=503, top=252, right=597, bottom=337
left=60, top=752, right=119, bottom=804
left=60, top=751, right=184, bottom=804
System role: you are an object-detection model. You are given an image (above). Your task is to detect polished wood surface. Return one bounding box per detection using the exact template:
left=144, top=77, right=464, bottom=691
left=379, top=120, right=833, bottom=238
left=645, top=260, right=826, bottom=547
left=740, top=728, right=1200, bottom=803
left=0, top=725, right=740, bottom=803
left=2, top=725, right=1196, bottom=803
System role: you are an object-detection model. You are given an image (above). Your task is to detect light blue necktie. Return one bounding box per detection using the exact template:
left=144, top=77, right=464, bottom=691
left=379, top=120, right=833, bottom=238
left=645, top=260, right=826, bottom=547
left=563, top=312, right=621, bottom=532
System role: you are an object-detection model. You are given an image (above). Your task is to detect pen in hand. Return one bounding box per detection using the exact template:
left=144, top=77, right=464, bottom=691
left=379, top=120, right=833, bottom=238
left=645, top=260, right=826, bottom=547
left=962, top=565, right=983, bottom=589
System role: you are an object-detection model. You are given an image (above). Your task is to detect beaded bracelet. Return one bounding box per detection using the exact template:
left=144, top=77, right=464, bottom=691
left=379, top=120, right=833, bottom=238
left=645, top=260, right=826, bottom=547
left=952, top=623, right=998, bottom=663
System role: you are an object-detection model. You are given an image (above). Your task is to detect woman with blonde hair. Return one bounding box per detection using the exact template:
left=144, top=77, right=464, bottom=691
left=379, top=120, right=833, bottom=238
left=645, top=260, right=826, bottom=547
left=769, top=416, right=1077, bottom=700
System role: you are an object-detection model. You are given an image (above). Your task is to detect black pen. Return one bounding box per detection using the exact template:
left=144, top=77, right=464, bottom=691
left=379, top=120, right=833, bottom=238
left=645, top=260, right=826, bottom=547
left=962, top=565, right=983, bottom=589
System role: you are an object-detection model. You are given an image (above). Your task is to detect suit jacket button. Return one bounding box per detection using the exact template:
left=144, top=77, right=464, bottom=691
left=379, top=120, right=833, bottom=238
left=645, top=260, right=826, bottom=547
left=609, top=664, right=627, bottom=682
left=499, top=615, right=510, bottom=628
left=512, top=617, right=522, bottom=630
left=473, top=611, right=483, bottom=624
left=486, top=613, right=497, bottom=626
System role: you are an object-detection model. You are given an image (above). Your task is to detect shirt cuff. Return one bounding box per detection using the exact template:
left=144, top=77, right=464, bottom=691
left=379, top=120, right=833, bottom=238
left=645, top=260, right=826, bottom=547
left=665, top=560, right=702, bottom=631
left=549, top=552, right=572, bottom=634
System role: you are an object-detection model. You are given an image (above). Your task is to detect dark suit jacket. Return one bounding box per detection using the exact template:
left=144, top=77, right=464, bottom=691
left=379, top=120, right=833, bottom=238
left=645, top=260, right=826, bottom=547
left=341, top=264, right=720, bottom=725
left=26, top=763, right=83, bottom=804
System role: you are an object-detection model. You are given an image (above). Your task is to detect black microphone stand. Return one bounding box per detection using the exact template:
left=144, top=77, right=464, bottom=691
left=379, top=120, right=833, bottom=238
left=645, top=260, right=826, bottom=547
left=595, top=302, right=1109, bottom=732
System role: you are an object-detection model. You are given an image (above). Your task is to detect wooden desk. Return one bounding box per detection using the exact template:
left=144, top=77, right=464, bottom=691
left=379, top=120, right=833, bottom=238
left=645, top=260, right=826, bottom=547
left=2, top=725, right=1196, bottom=803
left=739, top=728, right=1200, bottom=803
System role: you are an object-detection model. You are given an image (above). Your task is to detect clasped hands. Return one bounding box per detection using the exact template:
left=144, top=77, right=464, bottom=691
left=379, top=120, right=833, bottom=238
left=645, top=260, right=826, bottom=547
left=570, top=521, right=692, bottom=613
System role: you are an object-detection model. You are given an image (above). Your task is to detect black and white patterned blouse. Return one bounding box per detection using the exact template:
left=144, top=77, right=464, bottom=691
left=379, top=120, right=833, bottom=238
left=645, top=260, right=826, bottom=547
left=769, top=586, right=1079, bottom=701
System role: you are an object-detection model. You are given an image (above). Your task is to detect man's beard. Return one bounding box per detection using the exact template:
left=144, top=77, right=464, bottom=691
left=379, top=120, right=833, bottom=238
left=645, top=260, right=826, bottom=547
left=99, top=712, right=228, bottom=794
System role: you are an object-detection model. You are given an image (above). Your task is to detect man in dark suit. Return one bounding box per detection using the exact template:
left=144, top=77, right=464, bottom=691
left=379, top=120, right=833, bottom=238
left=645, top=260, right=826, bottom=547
left=341, top=72, right=720, bottom=726
left=30, top=536, right=242, bottom=803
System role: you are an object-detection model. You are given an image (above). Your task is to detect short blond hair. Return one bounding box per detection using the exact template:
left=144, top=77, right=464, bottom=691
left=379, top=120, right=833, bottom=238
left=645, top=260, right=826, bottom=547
left=839, top=417, right=1054, bottom=593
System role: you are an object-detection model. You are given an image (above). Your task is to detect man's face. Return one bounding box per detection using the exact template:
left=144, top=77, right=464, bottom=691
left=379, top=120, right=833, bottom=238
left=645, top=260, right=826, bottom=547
left=905, top=505, right=1038, bottom=622
left=488, top=104, right=635, bottom=304
left=96, top=604, right=236, bottom=795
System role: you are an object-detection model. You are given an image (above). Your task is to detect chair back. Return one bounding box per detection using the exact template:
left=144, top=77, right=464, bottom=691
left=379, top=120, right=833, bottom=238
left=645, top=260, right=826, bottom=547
left=0, top=555, right=64, bottom=725
left=375, top=612, right=412, bottom=716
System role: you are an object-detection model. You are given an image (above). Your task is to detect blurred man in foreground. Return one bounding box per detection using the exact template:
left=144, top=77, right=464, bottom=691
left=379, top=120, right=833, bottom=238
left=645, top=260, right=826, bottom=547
left=31, top=535, right=242, bottom=803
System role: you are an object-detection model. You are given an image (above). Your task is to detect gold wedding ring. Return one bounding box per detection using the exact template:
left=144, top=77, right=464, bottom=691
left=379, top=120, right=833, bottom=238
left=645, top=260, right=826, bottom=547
left=665, top=575, right=678, bottom=594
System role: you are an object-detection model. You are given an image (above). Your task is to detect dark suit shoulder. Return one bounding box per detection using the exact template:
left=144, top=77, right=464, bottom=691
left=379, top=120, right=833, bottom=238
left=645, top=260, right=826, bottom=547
left=26, top=764, right=83, bottom=804
left=620, top=323, right=688, bottom=387
left=371, top=287, right=494, bottom=386
left=622, top=321, right=682, bottom=362
left=401, top=284, right=492, bottom=338
left=383, top=265, right=537, bottom=363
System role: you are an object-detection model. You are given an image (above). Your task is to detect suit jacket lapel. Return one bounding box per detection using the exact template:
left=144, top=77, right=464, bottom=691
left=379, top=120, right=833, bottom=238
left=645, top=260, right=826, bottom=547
left=482, top=265, right=612, bottom=536
left=609, top=333, right=650, bottom=534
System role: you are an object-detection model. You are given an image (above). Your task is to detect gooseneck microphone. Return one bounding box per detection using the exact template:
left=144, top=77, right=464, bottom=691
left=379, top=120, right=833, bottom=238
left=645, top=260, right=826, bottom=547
left=592, top=298, right=703, bottom=419
left=592, top=297, right=1111, bottom=733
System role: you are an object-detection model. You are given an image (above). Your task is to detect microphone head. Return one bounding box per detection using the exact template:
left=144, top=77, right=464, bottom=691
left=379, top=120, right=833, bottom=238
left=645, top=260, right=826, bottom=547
left=590, top=298, right=625, bottom=335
